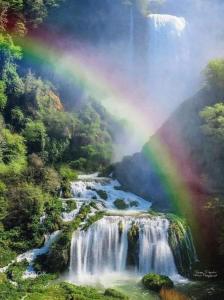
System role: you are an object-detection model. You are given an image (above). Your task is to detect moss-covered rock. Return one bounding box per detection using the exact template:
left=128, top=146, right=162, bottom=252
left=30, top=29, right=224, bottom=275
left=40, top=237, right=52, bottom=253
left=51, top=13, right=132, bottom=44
left=127, top=222, right=139, bottom=267
left=104, top=288, right=129, bottom=299
left=113, top=199, right=128, bottom=210
left=129, top=200, right=139, bottom=207
left=142, top=273, right=174, bottom=292
left=34, top=231, right=71, bottom=273
left=167, top=214, right=197, bottom=277
left=82, top=211, right=105, bottom=231
left=95, top=189, right=108, bottom=200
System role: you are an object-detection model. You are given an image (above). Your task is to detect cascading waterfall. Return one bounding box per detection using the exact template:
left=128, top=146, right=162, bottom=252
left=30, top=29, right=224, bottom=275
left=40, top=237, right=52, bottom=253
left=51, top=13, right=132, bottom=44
left=69, top=216, right=178, bottom=281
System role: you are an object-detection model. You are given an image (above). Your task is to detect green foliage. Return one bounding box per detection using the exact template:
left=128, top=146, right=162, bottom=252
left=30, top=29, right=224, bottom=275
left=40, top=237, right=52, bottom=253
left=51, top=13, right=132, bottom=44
left=142, top=273, right=174, bottom=292
left=6, top=260, right=29, bottom=282
left=82, top=211, right=105, bottom=231
left=200, top=103, right=224, bottom=141
left=0, top=33, right=23, bottom=96
left=11, top=106, right=25, bottom=130
left=63, top=200, right=77, bottom=213
left=167, top=214, right=196, bottom=276
left=127, top=222, right=139, bottom=266
left=59, top=164, right=77, bottom=181
left=205, top=59, right=224, bottom=96
left=34, top=230, right=70, bottom=273
left=0, top=80, right=7, bottom=110
left=23, top=120, right=47, bottom=154
left=0, top=128, right=27, bottom=176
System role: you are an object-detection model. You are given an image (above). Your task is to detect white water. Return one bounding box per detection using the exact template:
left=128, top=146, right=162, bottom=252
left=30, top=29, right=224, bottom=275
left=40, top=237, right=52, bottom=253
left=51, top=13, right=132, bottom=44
left=69, top=215, right=181, bottom=285
left=71, top=175, right=151, bottom=212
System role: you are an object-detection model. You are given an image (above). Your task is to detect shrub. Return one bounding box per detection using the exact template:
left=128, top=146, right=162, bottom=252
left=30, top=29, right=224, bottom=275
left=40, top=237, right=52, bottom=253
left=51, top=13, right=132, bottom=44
left=59, top=164, right=77, bottom=181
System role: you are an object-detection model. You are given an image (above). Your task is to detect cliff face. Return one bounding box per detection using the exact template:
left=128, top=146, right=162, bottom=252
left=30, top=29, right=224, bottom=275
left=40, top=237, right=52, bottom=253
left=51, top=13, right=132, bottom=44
left=115, top=87, right=219, bottom=211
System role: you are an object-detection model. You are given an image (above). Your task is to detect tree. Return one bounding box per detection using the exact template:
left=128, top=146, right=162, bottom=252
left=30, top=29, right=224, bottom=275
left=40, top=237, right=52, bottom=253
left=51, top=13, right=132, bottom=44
left=0, top=80, right=7, bottom=110
left=23, top=120, right=47, bottom=154
left=4, top=183, right=45, bottom=231
left=200, top=103, right=224, bottom=142
left=0, top=128, right=27, bottom=176
left=205, top=59, right=224, bottom=97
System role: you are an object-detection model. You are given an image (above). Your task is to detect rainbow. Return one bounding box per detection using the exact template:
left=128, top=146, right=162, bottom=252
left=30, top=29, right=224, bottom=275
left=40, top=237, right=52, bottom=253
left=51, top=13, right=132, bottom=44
left=15, top=34, right=201, bottom=233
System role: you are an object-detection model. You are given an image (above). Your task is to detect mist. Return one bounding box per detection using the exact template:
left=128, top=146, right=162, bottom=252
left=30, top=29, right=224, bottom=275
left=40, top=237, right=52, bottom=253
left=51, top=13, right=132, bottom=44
left=35, top=0, right=224, bottom=161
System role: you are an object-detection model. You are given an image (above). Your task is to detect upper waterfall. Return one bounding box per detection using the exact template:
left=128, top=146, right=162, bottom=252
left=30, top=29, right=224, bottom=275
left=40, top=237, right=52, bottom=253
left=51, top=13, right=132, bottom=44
left=147, top=13, right=187, bottom=65
left=148, top=14, right=186, bottom=36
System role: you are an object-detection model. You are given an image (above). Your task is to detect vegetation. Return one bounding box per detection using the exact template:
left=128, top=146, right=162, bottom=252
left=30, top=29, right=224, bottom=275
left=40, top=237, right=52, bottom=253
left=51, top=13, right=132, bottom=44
left=142, top=273, right=174, bottom=292
left=0, top=0, right=121, bottom=278
left=104, top=288, right=129, bottom=299
left=115, top=58, right=224, bottom=273
left=127, top=222, right=139, bottom=266
left=167, top=214, right=197, bottom=277
left=0, top=273, right=129, bottom=300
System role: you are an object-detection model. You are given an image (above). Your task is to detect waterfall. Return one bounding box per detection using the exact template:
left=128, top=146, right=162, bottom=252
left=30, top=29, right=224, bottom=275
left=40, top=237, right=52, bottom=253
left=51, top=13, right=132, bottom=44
left=148, top=14, right=187, bottom=64
left=69, top=216, right=178, bottom=282
left=147, top=13, right=189, bottom=105
left=129, top=6, right=134, bottom=64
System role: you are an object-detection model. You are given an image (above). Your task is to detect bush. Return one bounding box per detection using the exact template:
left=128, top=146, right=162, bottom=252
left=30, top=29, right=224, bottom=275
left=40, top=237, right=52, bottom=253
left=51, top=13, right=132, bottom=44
left=63, top=200, right=77, bottom=212
left=113, top=199, right=128, bottom=210
left=59, top=164, right=77, bottom=181
left=142, top=273, right=174, bottom=292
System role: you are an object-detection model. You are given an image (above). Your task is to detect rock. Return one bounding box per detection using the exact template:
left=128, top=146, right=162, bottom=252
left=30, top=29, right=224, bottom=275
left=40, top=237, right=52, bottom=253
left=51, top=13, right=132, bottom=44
left=142, top=273, right=174, bottom=292
left=113, top=198, right=129, bottom=210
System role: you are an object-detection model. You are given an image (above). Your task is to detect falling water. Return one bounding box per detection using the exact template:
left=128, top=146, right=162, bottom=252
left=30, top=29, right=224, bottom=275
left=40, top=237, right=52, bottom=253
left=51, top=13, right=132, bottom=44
left=69, top=216, right=178, bottom=282
left=146, top=13, right=189, bottom=108
left=148, top=14, right=187, bottom=65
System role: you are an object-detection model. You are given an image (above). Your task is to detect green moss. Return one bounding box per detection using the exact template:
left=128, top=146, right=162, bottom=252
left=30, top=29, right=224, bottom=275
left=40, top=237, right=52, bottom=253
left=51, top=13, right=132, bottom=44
left=142, top=273, right=174, bottom=292
left=104, top=288, right=129, bottom=299
left=167, top=214, right=197, bottom=277
left=127, top=222, right=139, bottom=267
left=82, top=211, right=105, bottom=231
left=113, top=199, right=129, bottom=210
